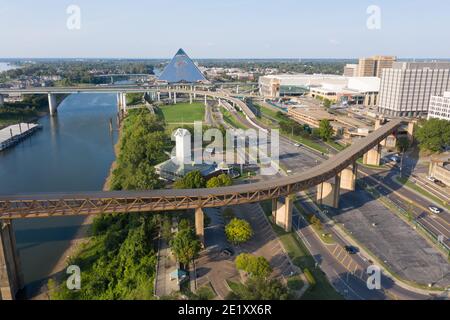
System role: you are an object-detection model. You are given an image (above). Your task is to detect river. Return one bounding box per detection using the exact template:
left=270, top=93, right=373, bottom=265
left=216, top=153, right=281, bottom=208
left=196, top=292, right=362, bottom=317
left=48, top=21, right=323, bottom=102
left=0, top=92, right=119, bottom=297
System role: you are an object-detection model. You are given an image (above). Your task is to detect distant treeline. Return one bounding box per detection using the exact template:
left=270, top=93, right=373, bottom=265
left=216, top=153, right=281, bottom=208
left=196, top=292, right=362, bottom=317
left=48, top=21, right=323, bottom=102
left=0, top=61, right=155, bottom=85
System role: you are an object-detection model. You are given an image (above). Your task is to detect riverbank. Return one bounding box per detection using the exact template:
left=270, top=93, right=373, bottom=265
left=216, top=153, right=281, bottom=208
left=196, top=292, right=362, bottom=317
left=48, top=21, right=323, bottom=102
left=29, top=126, right=122, bottom=300
left=0, top=94, right=68, bottom=130
left=31, top=115, right=123, bottom=300
left=45, top=109, right=168, bottom=300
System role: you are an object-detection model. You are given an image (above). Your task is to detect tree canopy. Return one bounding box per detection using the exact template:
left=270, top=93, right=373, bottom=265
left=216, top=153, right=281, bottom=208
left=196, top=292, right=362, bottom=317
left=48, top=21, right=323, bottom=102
left=170, top=228, right=201, bottom=268
left=206, top=174, right=233, bottom=188
left=174, top=170, right=206, bottom=189
left=227, top=277, right=290, bottom=300
left=225, top=218, right=253, bottom=245
left=416, top=119, right=450, bottom=153
left=235, top=253, right=272, bottom=279
left=317, top=119, right=334, bottom=141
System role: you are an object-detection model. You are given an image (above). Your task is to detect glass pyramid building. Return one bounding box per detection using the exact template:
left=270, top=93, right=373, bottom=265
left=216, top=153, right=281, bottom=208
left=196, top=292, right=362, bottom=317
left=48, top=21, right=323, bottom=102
left=158, top=48, right=206, bottom=83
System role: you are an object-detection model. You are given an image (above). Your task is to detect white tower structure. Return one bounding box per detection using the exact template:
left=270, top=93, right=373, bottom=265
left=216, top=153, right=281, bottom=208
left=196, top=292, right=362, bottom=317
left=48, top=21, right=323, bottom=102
left=174, top=128, right=191, bottom=165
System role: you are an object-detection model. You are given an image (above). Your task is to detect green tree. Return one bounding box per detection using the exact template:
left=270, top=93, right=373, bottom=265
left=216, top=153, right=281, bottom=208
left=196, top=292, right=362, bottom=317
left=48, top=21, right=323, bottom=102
left=416, top=119, right=450, bottom=153
left=309, top=215, right=323, bottom=230
left=161, top=218, right=172, bottom=242
left=323, top=99, right=332, bottom=109
left=170, top=228, right=201, bottom=268
left=174, top=170, right=206, bottom=189
left=318, top=119, right=334, bottom=141
left=227, top=277, right=289, bottom=300
left=206, top=174, right=233, bottom=188
left=235, top=253, right=272, bottom=279
left=225, top=218, right=253, bottom=245
left=396, top=137, right=410, bottom=153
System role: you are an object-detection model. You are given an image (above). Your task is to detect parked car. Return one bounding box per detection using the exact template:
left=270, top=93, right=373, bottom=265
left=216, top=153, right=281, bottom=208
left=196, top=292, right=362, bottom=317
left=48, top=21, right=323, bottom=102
left=220, top=248, right=234, bottom=258
left=428, top=206, right=443, bottom=215
left=427, top=176, right=437, bottom=183
left=390, top=156, right=401, bottom=163
left=345, top=245, right=359, bottom=254
left=434, top=180, right=447, bottom=188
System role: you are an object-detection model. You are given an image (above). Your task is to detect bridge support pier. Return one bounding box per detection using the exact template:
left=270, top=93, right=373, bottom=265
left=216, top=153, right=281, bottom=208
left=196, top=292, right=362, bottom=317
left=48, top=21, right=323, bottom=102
left=189, top=94, right=193, bottom=104
left=236, top=85, right=239, bottom=94
left=195, top=208, right=204, bottom=246
left=317, top=175, right=340, bottom=208
left=0, top=94, right=4, bottom=106
left=157, top=92, right=161, bottom=102
left=0, top=220, right=24, bottom=300
left=340, top=162, right=357, bottom=191
left=407, top=122, right=415, bottom=143
left=116, top=92, right=122, bottom=111
left=272, top=196, right=293, bottom=232
left=48, top=93, right=57, bottom=116
left=204, top=95, right=207, bottom=106
left=363, top=144, right=381, bottom=166
left=173, top=92, right=177, bottom=104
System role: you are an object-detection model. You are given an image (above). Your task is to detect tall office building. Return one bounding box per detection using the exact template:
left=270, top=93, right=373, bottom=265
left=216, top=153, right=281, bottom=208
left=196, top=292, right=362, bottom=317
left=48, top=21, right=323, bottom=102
left=378, top=62, right=450, bottom=117
left=428, top=92, right=450, bottom=121
left=343, top=64, right=358, bottom=77
left=357, top=55, right=396, bottom=77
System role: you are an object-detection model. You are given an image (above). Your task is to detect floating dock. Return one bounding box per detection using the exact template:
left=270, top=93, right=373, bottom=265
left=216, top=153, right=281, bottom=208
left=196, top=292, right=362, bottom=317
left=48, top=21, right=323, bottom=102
left=0, top=123, right=41, bottom=151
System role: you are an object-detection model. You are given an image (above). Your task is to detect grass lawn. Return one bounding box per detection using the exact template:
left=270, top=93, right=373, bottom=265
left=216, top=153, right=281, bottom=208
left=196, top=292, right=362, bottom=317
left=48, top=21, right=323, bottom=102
left=284, top=133, right=329, bottom=154
left=158, top=102, right=205, bottom=123
left=287, top=275, right=304, bottom=291
left=220, top=107, right=248, bottom=130
left=195, top=283, right=217, bottom=300
left=278, top=232, right=343, bottom=300
left=255, top=103, right=285, bottom=122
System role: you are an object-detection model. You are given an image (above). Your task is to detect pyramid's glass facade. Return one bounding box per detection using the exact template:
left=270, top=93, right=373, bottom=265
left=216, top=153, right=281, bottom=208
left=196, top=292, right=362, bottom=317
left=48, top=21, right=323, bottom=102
left=158, top=49, right=206, bottom=83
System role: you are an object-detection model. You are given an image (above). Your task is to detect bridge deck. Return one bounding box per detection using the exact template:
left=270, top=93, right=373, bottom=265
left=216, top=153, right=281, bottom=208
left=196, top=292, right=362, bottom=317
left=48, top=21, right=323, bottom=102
left=0, top=119, right=402, bottom=219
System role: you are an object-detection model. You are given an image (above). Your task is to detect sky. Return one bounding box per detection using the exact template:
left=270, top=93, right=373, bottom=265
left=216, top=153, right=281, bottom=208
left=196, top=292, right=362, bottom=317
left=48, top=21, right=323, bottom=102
left=0, top=0, right=449, bottom=59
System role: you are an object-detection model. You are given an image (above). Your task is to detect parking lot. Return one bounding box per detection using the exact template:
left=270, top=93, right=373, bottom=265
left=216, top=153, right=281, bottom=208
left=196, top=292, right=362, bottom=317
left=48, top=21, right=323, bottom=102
left=329, top=189, right=450, bottom=288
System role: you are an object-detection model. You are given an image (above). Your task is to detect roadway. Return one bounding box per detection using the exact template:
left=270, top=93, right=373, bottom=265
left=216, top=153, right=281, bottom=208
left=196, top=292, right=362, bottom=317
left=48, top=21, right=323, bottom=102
left=216, top=100, right=422, bottom=299
left=220, top=100, right=447, bottom=299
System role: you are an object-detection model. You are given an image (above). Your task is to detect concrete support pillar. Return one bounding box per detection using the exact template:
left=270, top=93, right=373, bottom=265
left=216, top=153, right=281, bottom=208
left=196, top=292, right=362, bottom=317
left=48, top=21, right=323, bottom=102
left=157, top=92, right=161, bottom=102
left=195, top=208, right=204, bottom=246
left=169, top=91, right=172, bottom=100
left=194, top=86, right=197, bottom=99
left=173, top=91, right=177, bottom=104
left=340, top=162, right=357, bottom=191
left=117, top=92, right=122, bottom=108
left=374, top=119, right=383, bottom=130
left=317, top=175, right=340, bottom=208
left=204, top=95, right=207, bottom=106
left=407, top=122, right=415, bottom=143
left=274, top=196, right=293, bottom=232
left=363, top=144, right=381, bottom=166
left=0, top=220, right=24, bottom=300
left=190, top=94, right=193, bottom=104
left=48, top=93, right=57, bottom=116
left=236, top=85, right=239, bottom=94
left=121, top=92, right=127, bottom=110
left=271, top=198, right=277, bottom=222
left=0, top=94, right=4, bottom=106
